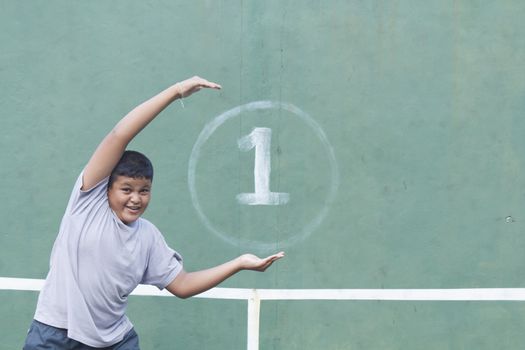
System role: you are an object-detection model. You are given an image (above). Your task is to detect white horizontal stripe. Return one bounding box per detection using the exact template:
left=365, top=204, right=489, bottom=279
left=0, top=277, right=45, bottom=291
left=2, top=277, right=525, bottom=301
left=0, top=277, right=254, bottom=299
left=255, top=288, right=525, bottom=301
left=131, top=284, right=254, bottom=299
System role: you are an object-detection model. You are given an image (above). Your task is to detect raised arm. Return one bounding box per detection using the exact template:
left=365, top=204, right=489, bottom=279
left=82, top=76, right=221, bottom=190
left=166, top=252, right=285, bottom=299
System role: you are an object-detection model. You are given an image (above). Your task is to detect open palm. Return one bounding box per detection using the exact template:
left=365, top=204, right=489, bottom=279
left=239, top=252, right=285, bottom=272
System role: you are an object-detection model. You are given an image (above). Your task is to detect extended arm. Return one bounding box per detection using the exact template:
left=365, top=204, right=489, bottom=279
left=82, top=76, right=221, bottom=190
left=166, top=252, right=285, bottom=299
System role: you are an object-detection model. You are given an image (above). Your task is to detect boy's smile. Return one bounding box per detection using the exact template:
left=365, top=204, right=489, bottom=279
left=107, top=176, right=152, bottom=225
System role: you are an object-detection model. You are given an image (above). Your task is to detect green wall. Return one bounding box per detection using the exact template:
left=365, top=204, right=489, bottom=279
left=2, top=1, right=525, bottom=348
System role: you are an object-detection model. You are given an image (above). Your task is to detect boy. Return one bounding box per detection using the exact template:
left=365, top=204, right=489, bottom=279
left=24, top=76, right=284, bottom=349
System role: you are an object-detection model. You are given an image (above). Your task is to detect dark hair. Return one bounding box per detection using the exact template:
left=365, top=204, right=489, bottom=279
left=108, top=150, right=154, bottom=188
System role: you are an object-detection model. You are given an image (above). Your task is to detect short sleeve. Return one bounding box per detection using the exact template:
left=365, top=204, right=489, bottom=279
left=141, top=231, right=183, bottom=289
left=66, top=171, right=110, bottom=216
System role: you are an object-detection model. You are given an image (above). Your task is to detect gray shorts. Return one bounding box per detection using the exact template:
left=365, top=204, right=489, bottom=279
left=23, top=320, right=140, bottom=350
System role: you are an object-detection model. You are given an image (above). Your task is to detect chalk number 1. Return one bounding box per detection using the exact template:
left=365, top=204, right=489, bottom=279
left=236, top=127, right=290, bottom=205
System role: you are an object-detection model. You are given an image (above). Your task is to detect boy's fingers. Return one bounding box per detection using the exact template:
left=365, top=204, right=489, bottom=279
left=201, top=81, right=221, bottom=89
left=269, top=252, right=285, bottom=260
left=189, top=76, right=220, bottom=88
left=259, top=252, right=284, bottom=269
left=179, top=76, right=222, bottom=95
left=264, top=255, right=279, bottom=264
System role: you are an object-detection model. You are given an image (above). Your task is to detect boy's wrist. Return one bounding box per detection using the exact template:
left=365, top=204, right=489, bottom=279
left=173, top=83, right=183, bottom=100
left=234, top=255, right=247, bottom=271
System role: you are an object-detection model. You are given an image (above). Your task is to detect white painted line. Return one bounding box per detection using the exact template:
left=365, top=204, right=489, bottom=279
left=247, top=290, right=261, bottom=350
left=0, top=277, right=45, bottom=291
left=129, top=284, right=174, bottom=297
left=195, top=287, right=254, bottom=300
left=3, top=278, right=525, bottom=301
left=131, top=284, right=254, bottom=300
left=0, top=278, right=254, bottom=300
left=255, top=288, right=525, bottom=301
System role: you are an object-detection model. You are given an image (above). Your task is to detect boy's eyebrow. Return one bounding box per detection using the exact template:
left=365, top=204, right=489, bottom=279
left=119, top=182, right=151, bottom=189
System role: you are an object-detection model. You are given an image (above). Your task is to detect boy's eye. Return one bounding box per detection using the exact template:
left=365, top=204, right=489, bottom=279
left=140, top=189, right=150, bottom=194
left=121, top=188, right=131, bottom=193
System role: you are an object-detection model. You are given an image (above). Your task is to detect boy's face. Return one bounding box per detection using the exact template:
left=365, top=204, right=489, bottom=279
left=107, top=175, right=152, bottom=225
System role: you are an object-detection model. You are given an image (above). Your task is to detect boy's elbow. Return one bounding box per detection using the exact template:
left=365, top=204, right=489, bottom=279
left=165, top=272, right=192, bottom=299
left=167, top=287, right=192, bottom=299
left=175, top=291, right=192, bottom=299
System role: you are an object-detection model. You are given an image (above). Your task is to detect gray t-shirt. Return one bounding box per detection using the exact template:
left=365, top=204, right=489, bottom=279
left=34, top=172, right=183, bottom=347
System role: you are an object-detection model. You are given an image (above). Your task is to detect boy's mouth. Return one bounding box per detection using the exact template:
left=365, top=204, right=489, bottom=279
left=126, top=206, right=141, bottom=212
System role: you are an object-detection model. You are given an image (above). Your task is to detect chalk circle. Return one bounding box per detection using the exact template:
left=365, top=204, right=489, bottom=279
left=188, top=100, right=339, bottom=251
